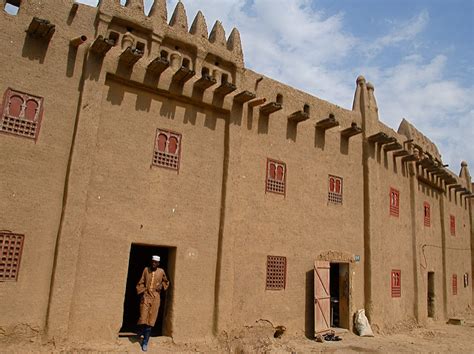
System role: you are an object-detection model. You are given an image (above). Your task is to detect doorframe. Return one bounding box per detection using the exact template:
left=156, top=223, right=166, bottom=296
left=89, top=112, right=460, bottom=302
left=317, top=251, right=356, bottom=332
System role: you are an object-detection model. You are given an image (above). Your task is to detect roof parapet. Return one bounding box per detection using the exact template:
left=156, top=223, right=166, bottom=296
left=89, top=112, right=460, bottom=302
left=227, top=28, right=243, bottom=59
left=169, top=1, right=188, bottom=32
left=189, top=11, right=208, bottom=39
left=148, top=0, right=167, bottom=26
left=209, top=21, right=226, bottom=47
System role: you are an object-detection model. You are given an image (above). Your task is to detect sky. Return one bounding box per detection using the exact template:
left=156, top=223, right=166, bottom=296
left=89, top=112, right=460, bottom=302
left=76, top=0, right=473, bottom=172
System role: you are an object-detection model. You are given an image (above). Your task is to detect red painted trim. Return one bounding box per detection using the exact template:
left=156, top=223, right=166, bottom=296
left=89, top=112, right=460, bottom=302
left=265, top=157, right=286, bottom=196
left=151, top=128, right=182, bottom=173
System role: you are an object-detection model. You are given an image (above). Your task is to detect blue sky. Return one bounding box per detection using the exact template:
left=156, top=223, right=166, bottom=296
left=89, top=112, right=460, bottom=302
left=76, top=0, right=473, bottom=171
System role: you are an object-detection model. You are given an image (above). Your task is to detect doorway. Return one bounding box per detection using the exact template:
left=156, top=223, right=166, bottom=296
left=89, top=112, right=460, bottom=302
left=120, top=243, right=176, bottom=337
left=329, top=262, right=350, bottom=329
left=427, top=272, right=435, bottom=318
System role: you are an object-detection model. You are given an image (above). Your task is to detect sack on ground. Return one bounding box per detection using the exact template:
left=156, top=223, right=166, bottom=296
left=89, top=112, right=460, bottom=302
left=354, top=309, right=374, bottom=337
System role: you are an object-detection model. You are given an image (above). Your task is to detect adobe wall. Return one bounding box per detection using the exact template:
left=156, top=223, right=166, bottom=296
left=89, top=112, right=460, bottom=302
left=0, top=0, right=472, bottom=345
left=0, top=0, right=97, bottom=338
left=224, top=69, right=365, bottom=335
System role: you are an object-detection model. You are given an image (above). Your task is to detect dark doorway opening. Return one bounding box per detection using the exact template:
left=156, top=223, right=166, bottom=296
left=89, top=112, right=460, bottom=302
left=120, top=243, right=176, bottom=337
left=330, top=262, right=350, bottom=329
left=427, top=272, right=435, bottom=318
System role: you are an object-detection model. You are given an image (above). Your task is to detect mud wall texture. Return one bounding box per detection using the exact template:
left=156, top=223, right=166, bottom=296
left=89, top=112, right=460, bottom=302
left=0, top=0, right=472, bottom=343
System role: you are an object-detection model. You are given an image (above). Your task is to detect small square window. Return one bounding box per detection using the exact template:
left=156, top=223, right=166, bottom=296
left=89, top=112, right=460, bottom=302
left=424, top=202, right=430, bottom=227
left=391, top=269, right=401, bottom=298
left=266, top=159, right=286, bottom=195
left=0, top=232, right=25, bottom=282
left=1, top=88, right=44, bottom=141
left=152, top=128, right=181, bottom=171
left=328, top=175, right=343, bottom=204
left=266, top=256, right=286, bottom=290
left=450, top=215, right=455, bottom=236
left=452, top=274, right=457, bottom=295
left=389, top=188, right=400, bottom=217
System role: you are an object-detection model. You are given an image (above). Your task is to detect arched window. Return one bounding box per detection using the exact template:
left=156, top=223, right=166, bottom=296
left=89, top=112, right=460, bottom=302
left=328, top=175, right=343, bottom=204
left=266, top=159, right=286, bottom=195
left=182, top=58, right=190, bottom=69
left=152, top=128, right=182, bottom=171
left=25, top=100, right=38, bottom=121
left=157, top=133, right=167, bottom=152
left=8, top=95, right=23, bottom=117
left=1, top=88, right=44, bottom=140
left=303, top=104, right=310, bottom=114
left=389, top=188, right=400, bottom=217
left=160, top=50, right=169, bottom=60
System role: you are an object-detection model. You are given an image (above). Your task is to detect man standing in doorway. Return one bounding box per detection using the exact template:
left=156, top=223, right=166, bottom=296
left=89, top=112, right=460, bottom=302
left=136, top=255, right=170, bottom=352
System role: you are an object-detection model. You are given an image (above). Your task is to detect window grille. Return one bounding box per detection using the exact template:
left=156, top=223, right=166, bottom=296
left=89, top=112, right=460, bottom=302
left=452, top=274, right=457, bottom=295
left=1, top=88, right=44, bottom=141
left=389, top=188, right=400, bottom=217
left=450, top=215, right=455, bottom=236
left=424, top=202, right=430, bottom=227
left=328, top=175, right=343, bottom=204
left=266, top=159, right=286, bottom=195
left=266, top=256, right=286, bottom=290
left=391, top=269, right=401, bottom=297
left=152, top=128, right=181, bottom=171
left=0, top=232, right=25, bottom=282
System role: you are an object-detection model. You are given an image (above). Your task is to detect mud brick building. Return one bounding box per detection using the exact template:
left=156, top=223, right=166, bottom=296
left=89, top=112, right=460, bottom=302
left=0, top=0, right=472, bottom=343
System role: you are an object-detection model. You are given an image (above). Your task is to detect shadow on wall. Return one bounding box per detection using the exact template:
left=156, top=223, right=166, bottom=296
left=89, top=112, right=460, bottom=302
left=305, top=269, right=314, bottom=339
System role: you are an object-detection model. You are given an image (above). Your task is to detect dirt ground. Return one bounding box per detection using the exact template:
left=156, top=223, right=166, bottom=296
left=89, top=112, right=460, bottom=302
left=1, top=310, right=474, bottom=353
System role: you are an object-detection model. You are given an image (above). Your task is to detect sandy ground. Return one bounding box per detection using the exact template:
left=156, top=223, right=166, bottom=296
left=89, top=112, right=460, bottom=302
left=1, top=311, right=474, bottom=353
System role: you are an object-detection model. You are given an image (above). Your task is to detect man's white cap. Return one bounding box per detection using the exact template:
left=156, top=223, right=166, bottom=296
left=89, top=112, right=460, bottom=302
left=152, top=255, right=160, bottom=262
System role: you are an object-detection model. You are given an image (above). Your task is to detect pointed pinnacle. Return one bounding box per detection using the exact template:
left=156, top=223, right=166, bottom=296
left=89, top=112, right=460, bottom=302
left=149, top=0, right=167, bottom=23
left=209, top=20, right=226, bottom=46
left=169, top=1, right=188, bottom=31
left=190, top=11, right=208, bottom=39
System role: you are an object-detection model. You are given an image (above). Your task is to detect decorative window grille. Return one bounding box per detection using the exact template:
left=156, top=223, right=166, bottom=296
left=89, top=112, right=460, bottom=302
left=389, top=188, right=400, bottom=217
left=452, top=274, right=457, bottom=295
left=0, top=232, right=25, bottom=282
left=391, top=269, right=401, bottom=297
left=1, top=88, right=44, bottom=141
left=266, top=159, right=286, bottom=195
left=152, top=128, right=181, bottom=171
left=424, top=202, right=430, bottom=227
left=266, top=256, right=286, bottom=290
left=450, top=215, right=455, bottom=236
left=328, top=175, right=343, bottom=204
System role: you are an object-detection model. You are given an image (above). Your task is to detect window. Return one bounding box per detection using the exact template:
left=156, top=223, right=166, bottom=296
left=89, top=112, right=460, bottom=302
left=0, top=232, right=25, bottom=282
left=1, top=88, right=44, bottom=141
left=152, top=129, right=182, bottom=171
left=424, top=202, right=430, bottom=227
left=328, top=175, right=343, bottom=204
left=389, top=188, right=400, bottom=217
left=464, top=273, right=469, bottom=288
left=276, top=94, right=283, bottom=105
left=450, top=215, right=455, bottom=236
left=452, top=274, right=457, bottom=295
left=266, top=159, right=286, bottom=195
left=391, top=269, right=401, bottom=297
left=266, top=256, right=286, bottom=290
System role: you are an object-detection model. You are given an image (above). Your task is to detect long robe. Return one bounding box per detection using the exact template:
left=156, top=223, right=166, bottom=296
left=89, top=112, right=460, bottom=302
left=136, top=267, right=170, bottom=326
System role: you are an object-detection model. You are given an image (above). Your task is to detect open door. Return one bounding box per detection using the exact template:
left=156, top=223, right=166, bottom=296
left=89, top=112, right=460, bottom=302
left=314, top=260, right=331, bottom=335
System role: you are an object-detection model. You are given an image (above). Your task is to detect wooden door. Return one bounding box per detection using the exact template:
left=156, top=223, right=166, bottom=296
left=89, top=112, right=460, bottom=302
left=314, top=261, right=331, bottom=334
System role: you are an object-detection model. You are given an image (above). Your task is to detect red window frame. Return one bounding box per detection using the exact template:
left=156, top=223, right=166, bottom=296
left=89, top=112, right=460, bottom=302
left=328, top=175, right=343, bottom=204
left=266, top=255, right=287, bottom=290
left=0, top=232, right=25, bottom=282
left=0, top=88, right=44, bottom=141
left=450, top=215, right=455, bottom=236
left=452, top=274, right=457, bottom=295
left=151, top=128, right=182, bottom=172
left=390, top=188, right=400, bottom=217
left=266, top=158, right=286, bottom=195
left=391, top=269, right=401, bottom=297
left=423, top=202, right=430, bottom=227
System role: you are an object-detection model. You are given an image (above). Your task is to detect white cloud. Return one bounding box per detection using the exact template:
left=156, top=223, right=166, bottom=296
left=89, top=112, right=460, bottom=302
left=366, top=10, right=429, bottom=58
